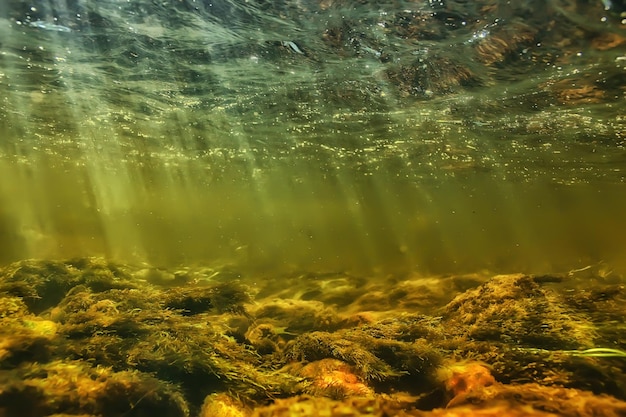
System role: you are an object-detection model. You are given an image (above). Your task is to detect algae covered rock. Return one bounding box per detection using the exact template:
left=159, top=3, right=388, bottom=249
left=200, top=393, right=250, bottom=417
left=2, top=257, right=626, bottom=416
left=0, top=260, right=82, bottom=313
left=0, top=258, right=136, bottom=314
left=0, top=317, right=56, bottom=366
left=164, top=281, right=252, bottom=315
left=0, top=360, right=189, bottom=417
left=443, top=273, right=597, bottom=349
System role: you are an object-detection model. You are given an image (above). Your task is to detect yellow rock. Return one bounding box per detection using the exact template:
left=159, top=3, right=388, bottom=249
left=200, top=393, right=249, bottom=417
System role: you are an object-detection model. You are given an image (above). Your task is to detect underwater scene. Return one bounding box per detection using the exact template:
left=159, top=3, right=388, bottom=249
left=1, top=0, right=626, bottom=415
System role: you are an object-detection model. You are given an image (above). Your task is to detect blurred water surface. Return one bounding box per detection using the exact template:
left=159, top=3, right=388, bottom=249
left=1, top=0, right=625, bottom=276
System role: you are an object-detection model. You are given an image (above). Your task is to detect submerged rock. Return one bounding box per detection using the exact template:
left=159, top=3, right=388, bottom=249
left=1, top=258, right=626, bottom=416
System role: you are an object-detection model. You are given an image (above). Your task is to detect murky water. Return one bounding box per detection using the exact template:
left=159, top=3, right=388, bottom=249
left=1, top=0, right=625, bottom=277
left=2, top=2, right=626, bottom=416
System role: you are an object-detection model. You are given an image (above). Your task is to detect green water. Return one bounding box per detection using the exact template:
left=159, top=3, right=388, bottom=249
left=1, top=0, right=625, bottom=277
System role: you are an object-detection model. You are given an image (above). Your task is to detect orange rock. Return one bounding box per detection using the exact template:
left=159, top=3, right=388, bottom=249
left=297, top=359, right=374, bottom=398
left=437, top=361, right=496, bottom=399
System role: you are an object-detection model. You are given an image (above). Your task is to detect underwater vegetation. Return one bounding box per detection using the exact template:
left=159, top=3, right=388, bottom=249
left=1, top=0, right=625, bottom=416
left=1, top=258, right=626, bottom=416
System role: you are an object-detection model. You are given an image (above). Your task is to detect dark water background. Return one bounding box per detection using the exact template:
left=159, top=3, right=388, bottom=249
left=1, top=0, right=625, bottom=277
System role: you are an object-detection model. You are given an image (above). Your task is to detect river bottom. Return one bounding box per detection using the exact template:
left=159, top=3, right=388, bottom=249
left=0, top=257, right=625, bottom=416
